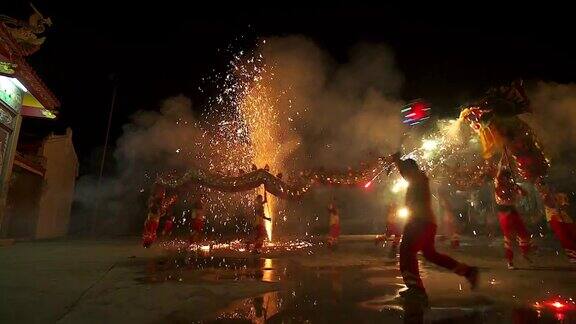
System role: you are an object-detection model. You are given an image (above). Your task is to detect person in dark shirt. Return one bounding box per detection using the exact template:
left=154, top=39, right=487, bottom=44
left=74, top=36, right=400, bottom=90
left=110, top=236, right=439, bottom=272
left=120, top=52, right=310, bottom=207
left=391, top=153, right=478, bottom=303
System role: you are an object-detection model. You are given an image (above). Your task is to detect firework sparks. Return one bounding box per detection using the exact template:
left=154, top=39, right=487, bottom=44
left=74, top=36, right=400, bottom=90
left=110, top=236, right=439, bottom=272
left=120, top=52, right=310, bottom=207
left=150, top=42, right=493, bottom=246
left=154, top=42, right=304, bottom=242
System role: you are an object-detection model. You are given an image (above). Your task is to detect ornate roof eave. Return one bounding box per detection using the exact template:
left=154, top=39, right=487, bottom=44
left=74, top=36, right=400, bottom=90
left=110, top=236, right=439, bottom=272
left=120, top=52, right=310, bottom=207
left=0, top=22, right=25, bottom=62
left=0, top=22, right=60, bottom=110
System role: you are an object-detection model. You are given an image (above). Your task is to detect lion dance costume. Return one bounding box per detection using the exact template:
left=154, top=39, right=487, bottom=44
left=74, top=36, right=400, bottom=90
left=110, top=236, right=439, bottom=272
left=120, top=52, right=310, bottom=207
left=459, top=80, right=576, bottom=262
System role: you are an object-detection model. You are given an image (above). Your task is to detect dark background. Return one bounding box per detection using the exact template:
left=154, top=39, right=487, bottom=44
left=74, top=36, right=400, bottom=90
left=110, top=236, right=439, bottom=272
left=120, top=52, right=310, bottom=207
left=3, top=2, right=576, bottom=176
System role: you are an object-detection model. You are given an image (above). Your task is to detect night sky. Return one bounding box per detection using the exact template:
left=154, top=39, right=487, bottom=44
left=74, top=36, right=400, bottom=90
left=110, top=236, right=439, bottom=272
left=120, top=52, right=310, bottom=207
left=4, top=2, right=576, bottom=175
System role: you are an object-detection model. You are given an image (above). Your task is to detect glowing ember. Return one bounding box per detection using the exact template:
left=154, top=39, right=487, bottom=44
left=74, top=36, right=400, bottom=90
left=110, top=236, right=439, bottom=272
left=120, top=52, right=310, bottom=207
left=160, top=238, right=314, bottom=254
left=391, top=178, right=409, bottom=193
left=533, top=296, right=576, bottom=313
left=397, top=207, right=410, bottom=219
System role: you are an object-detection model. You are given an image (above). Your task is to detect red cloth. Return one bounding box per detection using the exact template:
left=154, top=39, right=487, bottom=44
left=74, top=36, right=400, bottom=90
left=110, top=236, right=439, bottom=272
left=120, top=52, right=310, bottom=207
left=494, top=172, right=524, bottom=206
left=162, top=218, right=174, bottom=236
left=253, top=224, right=267, bottom=250
left=400, top=221, right=470, bottom=291
left=192, top=217, right=204, bottom=233
left=142, top=217, right=159, bottom=247
left=329, top=224, right=341, bottom=238
left=497, top=207, right=532, bottom=262
left=255, top=224, right=267, bottom=238
left=549, top=219, right=576, bottom=261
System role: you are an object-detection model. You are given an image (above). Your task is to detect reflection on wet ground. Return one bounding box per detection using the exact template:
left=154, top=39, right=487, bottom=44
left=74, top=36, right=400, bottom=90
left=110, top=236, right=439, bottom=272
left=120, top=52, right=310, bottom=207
left=212, top=290, right=575, bottom=323
left=206, top=261, right=494, bottom=323
left=138, top=254, right=285, bottom=284
left=139, top=250, right=576, bottom=323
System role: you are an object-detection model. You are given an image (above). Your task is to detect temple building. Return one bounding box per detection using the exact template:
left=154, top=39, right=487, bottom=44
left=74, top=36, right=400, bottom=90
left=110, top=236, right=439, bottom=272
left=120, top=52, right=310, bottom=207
left=0, top=12, right=77, bottom=240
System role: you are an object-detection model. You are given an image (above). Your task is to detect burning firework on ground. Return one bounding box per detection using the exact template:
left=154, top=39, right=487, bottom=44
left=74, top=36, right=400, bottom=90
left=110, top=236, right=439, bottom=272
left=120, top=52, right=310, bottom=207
left=533, top=296, right=576, bottom=321
left=160, top=238, right=315, bottom=254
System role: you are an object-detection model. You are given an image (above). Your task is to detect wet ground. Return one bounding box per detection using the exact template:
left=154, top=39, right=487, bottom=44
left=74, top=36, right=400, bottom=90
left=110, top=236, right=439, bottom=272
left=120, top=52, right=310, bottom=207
left=1, top=236, right=575, bottom=323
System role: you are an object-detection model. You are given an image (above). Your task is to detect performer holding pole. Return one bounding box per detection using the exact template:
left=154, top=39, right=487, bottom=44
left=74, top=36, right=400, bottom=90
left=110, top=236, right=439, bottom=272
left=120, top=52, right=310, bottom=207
left=189, top=197, right=205, bottom=243
left=494, top=149, right=534, bottom=269
left=161, top=209, right=176, bottom=237
left=142, top=184, right=177, bottom=248
left=390, top=153, right=478, bottom=304
left=263, top=184, right=273, bottom=241
left=327, top=200, right=341, bottom=249
left=459, top=80, right=576, bottom=262
left=161, top=189, right=181, bottom=238
left=252, top=191, right=271, bottom=253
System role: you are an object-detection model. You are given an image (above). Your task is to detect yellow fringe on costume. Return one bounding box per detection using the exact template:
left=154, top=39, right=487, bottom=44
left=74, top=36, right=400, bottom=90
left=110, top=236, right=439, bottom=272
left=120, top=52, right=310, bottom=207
left=459, top=108, right=503, bottom=159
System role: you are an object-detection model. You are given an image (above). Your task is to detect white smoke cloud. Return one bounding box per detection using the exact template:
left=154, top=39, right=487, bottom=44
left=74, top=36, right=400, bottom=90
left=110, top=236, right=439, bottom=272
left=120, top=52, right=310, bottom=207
left=524, top=81, right=576, bottom=190
left=526, top=82, right=576, bottom=158
left=260, top=36, right=405, bottom=170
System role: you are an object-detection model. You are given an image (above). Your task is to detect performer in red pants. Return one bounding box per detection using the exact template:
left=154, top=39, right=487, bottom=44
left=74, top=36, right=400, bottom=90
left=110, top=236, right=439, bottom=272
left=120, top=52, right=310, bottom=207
left=142, top=184, right=177, bottom=248
left=189, top=198, right=206, bottom=243
left=327, top=202, right=341, bottom=249
left=390, top=153, right=478, bottom=303
left=161, top=194, right=178, bottom=237
left=458, top=81, right=576, bottom=262
left=494, top=150, right=534, bottom=269
left=546, top=193, right=576, bottom=262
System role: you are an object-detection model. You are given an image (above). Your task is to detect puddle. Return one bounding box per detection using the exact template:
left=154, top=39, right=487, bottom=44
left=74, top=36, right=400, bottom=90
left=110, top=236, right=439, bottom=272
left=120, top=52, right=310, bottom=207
left=137, top=254, right=286, bottom=284
left=136, top=248, right=576, bottom=323
left=214, top=291, right=282, bottom=323
left=211, top=291, right=575, bottom=323
left=209, top=263, right=407, bottom=323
